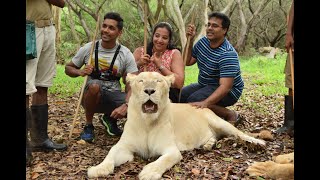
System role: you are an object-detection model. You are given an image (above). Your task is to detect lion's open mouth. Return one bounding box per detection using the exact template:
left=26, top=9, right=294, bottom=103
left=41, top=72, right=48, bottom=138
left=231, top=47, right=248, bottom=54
left=142, top=100, right=158, bottom=113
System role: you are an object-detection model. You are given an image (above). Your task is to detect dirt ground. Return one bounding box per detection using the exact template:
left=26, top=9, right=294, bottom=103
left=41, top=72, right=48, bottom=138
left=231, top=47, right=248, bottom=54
left=26, top=92, right=294, bottom=180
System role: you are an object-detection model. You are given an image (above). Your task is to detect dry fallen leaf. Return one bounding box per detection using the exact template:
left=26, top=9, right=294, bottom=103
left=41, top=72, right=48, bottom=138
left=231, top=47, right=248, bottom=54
left=192, top=168, right=200, bottom=175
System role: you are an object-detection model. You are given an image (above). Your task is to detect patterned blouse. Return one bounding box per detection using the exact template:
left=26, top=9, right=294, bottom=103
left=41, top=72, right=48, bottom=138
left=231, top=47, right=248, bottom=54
left=138, top=47, right=176, bottom=73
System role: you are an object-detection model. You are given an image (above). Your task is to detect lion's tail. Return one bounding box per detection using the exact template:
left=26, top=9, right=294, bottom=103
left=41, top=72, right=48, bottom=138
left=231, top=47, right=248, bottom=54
left=206, top=113, right=266, bottom=146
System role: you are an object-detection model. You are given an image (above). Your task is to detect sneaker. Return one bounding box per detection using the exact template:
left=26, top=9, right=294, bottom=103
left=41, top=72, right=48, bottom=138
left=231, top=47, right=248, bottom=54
left=80, top=124, right=95, bottom=143
left=99, top=115, right=123, bottom=136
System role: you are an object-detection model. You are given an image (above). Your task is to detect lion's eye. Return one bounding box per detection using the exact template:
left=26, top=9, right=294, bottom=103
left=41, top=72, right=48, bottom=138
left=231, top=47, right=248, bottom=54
left=156, top=79, right=162, bottom=82
left=139, top=79, right=143, bottom=83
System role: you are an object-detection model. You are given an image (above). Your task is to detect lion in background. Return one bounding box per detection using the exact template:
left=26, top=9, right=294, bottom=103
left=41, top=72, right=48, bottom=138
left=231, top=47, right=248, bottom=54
left=87, top=72, right=266, bottom=179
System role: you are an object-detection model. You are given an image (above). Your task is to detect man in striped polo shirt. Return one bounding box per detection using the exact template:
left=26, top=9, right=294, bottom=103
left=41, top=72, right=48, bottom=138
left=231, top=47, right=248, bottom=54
left=180, top=12, right=244, bottom=126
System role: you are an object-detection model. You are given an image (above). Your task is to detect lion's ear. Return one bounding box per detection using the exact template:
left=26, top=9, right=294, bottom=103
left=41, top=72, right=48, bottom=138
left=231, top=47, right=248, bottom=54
left=165, top=74, right=175, bottom=86
left=126, top=73, right=137, bottom=85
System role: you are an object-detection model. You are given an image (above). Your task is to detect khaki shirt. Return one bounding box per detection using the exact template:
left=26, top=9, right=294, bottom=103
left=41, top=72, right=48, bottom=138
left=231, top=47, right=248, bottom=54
left=26, top=0, right=53, bottom=21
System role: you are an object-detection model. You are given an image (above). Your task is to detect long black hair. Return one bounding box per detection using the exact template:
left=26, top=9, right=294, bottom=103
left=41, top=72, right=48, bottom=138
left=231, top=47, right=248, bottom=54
left=146, top=22, right=179, bottom=56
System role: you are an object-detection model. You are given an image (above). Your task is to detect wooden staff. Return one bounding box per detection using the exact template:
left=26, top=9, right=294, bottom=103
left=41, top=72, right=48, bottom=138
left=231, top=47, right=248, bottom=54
left=182, top=14, right=195, bottom=66
left=289, top=47, right=294, bottom=107
left=143, top=0, right=148, bottom=71
left=68, top=15, right=100, bottom=140
left=178, top=14, right=195, bottom=102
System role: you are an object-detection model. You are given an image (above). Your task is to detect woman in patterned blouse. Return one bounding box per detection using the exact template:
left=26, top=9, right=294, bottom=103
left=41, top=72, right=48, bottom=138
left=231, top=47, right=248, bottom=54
left=133, top=22, right=185, bottom=103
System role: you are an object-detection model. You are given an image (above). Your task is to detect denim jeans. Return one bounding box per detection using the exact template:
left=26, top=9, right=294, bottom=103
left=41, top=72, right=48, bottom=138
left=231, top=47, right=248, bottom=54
left=180, top=83, right=237, bottom=107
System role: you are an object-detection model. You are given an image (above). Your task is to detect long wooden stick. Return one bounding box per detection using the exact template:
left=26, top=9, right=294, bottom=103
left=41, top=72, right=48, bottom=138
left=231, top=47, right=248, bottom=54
left=182, top=14, right=195, bottom=66
left=289, top=47, right=294, bottom=107
left=178, top=14, right=195, bottom=102
left=143, top=0, right=148, bottom=72
left=68, top=15, right=100, bottom=140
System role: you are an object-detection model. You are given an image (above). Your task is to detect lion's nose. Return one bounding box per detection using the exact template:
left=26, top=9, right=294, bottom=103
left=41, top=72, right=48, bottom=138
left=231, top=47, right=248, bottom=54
left=144, top=89, right=155, bottom=95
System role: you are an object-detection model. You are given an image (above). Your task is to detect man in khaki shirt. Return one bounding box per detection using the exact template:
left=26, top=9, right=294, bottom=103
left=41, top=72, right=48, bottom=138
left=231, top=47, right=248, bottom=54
left=26, top=0, right=66, bottom=166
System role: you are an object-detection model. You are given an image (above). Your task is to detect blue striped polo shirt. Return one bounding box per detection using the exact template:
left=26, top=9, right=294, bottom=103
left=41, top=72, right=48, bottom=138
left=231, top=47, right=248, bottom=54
left=192, top=36, right=244, bottom=101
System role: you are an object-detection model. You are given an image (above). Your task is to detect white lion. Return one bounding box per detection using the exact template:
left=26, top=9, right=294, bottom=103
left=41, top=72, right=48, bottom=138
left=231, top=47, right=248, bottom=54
left=87, top=72, right=265, bottom=180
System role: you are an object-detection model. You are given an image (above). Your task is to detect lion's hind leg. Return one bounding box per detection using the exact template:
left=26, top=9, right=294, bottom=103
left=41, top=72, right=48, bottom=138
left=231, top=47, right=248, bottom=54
left=87, top=143, right=134, bottom=178
left=207, top=114, right=266, bottom=146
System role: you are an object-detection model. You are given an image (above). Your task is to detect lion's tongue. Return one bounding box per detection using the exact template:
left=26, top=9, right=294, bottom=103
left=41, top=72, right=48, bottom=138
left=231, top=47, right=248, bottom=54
left=144, top=104, right=155, bottom=112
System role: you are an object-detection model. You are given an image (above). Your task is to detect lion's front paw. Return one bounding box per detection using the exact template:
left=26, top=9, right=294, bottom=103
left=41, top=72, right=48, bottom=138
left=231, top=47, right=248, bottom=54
left=139, top=164, right=162, bottom=180
left=87, top=163, right=114, bottom=178
left=203, top=137, right=216, bottom=151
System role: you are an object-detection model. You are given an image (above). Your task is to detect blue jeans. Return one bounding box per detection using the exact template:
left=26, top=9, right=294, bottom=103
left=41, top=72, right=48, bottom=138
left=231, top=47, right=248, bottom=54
left=180, top=83, right=237, bottom=107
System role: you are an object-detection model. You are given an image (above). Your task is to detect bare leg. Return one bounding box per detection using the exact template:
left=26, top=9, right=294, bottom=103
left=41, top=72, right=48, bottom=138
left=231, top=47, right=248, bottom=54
left=83, top=83, right=101, bottom=124
left=207, top=104, right=237, bottom=122
left=32, top=87, right=48, bottom=105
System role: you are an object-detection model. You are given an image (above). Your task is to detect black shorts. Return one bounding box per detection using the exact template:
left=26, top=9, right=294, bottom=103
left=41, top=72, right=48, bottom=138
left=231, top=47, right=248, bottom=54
left=82, top=79, right=126, bottom=116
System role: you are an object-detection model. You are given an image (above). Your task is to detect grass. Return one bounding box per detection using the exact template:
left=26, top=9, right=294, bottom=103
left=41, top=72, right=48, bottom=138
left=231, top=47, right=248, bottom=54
left=50, top=66, right=84, bottom=97
left=240, top=53, right=287, bottom=96
left=50, top=54, right=287, bottom=98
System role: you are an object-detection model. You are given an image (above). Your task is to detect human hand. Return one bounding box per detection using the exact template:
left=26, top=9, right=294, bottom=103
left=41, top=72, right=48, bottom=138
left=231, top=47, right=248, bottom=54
left=150, top=52, right=162, bottom=68
left=110, top=104, right=128, bottom=119
left=285, top=34, right=294, bottom=53
left=139, top=54, right=151, bottom=66
left=80, top=64, right=94, bottom=77
left=189, top=101, right=208, bottom=109
left=186, top=24, right=196, bottom=39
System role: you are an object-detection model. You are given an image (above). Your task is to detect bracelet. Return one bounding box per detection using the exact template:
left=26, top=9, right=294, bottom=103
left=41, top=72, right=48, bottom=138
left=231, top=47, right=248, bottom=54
left=159, top=65, right=165, bottom=71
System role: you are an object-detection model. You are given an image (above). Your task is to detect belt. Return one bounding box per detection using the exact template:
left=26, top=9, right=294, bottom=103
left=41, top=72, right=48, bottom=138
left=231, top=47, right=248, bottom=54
left=34, top=19, right=54, bottom=28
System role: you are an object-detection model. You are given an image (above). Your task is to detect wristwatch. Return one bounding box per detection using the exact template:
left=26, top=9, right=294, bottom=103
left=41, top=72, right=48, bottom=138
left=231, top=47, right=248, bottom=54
left=159, top=65, right=165, bottom=71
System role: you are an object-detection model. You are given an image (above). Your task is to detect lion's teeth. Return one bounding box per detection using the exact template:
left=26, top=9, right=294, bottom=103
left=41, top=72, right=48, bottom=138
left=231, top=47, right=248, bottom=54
left=144, top=105, right=155, bottom=111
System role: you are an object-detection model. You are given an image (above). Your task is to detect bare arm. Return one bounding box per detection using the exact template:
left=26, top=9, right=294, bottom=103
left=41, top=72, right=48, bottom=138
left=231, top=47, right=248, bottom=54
left=285, top=1, right=294, bottom=52
left=165, top=50, right=184, bottom=89
left=110, top=71, right=139, bottom=119
left=133, top=47, right=150, bottom=68
left=46, top=0, right=65, bottom=8
left=65, top=61, right=93, bottom=77
left=204, top=77, right=234, bottom=105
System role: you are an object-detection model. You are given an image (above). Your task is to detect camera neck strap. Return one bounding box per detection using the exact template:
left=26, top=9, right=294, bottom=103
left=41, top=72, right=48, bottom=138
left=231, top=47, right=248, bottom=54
left=94, top=41, right=121, bottom=74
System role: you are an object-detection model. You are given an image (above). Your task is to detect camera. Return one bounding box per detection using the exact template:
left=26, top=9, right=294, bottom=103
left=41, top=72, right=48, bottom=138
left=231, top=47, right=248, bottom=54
left=99, top=71, right=112, bottom=81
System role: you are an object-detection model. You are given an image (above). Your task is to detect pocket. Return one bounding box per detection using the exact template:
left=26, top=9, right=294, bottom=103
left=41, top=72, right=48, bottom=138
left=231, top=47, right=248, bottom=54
left=26, top=20, right=37, bottom=60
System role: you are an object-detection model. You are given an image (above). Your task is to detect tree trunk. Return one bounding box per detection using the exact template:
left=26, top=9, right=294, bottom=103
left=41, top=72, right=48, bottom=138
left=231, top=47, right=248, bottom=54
left=66, top=3, right=80, bottom=49
left=235, top=0, right=272, bottom=53
left=165, top=0, right=186, bottom=49
left=52, top=6, right=61, bottom=46
left=52, top=6, right=63, bottom=64
left=195, top=0, right=209, bottom=43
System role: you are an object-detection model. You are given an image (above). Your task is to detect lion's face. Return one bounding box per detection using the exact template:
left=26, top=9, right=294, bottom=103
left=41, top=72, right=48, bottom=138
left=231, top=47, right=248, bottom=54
left=127, top=72, right=175, bottom=115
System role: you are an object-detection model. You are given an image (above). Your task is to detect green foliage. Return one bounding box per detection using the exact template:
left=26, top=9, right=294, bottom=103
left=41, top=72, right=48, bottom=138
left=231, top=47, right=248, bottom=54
left=49, top=66, right=84, bottom=98
left=58, top=42, right=79, bottom=64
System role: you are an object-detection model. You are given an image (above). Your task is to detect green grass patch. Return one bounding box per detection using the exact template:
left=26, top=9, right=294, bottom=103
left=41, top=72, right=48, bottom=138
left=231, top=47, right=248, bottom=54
left=240, top=53, right=287, bottom=96
left=50, top=66, right=84, bottom=98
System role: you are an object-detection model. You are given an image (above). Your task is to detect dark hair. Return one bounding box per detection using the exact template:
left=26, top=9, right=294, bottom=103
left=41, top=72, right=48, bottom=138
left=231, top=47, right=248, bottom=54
left=146, top=22, right=178, bottom=56
left=104, top=12, right=124, bottom=30
left=208, top=12, right=230, bottom=35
